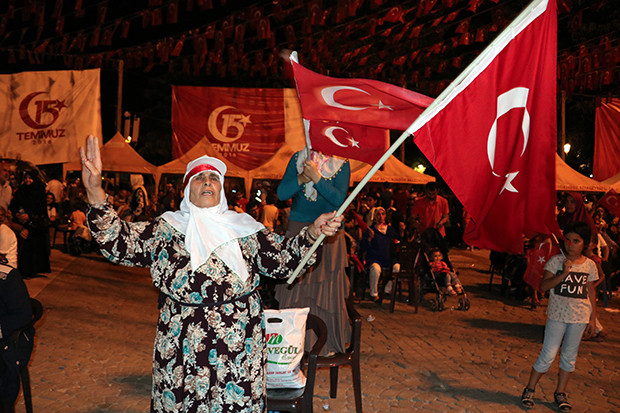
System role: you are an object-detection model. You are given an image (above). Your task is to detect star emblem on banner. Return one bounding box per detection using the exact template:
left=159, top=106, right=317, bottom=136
left=55, top=100, right=68, bottom=110
left=238, top=114, right=252, bottom=127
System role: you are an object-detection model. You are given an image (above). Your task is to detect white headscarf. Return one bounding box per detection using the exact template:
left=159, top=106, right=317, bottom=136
left=161, top=156, right=264, bottom=283
left=130, top=174, right=149, bottom=207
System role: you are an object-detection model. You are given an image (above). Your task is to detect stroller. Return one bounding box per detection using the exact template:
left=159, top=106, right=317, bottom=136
left=416, top=229, right=470, bottom=312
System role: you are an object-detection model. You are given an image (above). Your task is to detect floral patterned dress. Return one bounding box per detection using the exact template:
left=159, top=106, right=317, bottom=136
left=87, top=202, right=318, bottom=413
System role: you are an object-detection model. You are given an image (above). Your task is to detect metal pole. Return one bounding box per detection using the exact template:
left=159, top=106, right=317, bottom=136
left=560, top=90, right=566, bottom=160
left=116, top=60, right=124, bottom=133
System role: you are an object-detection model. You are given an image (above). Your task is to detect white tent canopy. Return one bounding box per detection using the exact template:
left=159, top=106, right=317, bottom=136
left=555, top=154, right=610, bottom=192
left=349, top=156, right=435, bottom=185
left=157, top=138, right=435, bottom=195
left=63, top=132, right=157, bottom=178
left=601, top=170, right=620, bottom=191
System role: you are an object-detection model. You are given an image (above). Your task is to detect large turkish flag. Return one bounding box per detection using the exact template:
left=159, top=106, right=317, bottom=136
left=410, top=0, right=560, bottom=253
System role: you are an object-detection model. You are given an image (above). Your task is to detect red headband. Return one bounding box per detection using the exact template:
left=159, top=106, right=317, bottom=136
left=183, top=164, right=221, bottom=189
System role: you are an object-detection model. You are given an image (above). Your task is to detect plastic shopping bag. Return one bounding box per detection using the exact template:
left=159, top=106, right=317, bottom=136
left=264, top=307, right=309, bottom=389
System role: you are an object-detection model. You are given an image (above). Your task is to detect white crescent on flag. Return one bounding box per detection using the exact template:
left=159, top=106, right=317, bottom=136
left=321, top=86, right=370, bottom=111
left=323, top=126, right=349, bottom=147
left=487, top=87, right=531, bottom=193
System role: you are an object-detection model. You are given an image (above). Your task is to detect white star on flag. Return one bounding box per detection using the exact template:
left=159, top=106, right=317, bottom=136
left=375, top=100, right=393, bottom=110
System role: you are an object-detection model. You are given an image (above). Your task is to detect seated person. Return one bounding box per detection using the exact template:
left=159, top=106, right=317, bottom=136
left=0, top=207, right=17, bottom=268
left=67, top=203, right=92, bottom=255
left=360, top=207, right=401, bottom=302
left=46, top=192, right=58, bottom=226
left=429, top=247, right=462, bottom=295
left=0, top=264, right=34, bottom=410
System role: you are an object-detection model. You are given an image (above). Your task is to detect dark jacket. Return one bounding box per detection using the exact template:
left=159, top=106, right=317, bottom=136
left=0, top=265, right=33, bottom=403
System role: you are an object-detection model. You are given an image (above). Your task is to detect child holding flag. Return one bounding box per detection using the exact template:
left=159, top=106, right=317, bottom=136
left=521, top=222, right=598, bottom=411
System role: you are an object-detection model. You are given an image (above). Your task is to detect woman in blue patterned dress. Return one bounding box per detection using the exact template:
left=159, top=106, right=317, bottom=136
left=80, top=135, right=342, bottom=413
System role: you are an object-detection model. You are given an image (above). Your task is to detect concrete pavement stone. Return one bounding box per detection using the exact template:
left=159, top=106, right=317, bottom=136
left=14, top=248, right=620, bottom=412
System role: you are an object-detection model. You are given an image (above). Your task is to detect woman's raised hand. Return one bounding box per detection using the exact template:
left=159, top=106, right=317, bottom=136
left=80, top=135, right=106, bottom=204
left=303, top=160, right=321, bottom=184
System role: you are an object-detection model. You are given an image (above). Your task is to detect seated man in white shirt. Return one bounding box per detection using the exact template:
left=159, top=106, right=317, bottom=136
left=0, top=207, right=17, bottom=268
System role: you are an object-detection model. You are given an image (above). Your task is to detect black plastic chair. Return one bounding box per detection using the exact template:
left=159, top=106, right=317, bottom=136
left=488, top=250, right=507, bottom=290
left=11, top=298, right=43, bottom=413
left=315, top=299, right=363, bottom=413
left=266, top=313, right=327, bottom=413
left=388, top=243, right=420, bottom=313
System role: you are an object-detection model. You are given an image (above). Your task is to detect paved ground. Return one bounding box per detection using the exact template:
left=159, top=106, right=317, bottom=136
left=18, top=246, right=620, bottom=412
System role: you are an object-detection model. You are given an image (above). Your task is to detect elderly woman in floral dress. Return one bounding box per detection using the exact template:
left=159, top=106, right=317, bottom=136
left=80, top=135, right=342, bottom=412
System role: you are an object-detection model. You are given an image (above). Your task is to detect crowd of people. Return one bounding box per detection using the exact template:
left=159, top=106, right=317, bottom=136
left=0, top=149, right=618, bottom=412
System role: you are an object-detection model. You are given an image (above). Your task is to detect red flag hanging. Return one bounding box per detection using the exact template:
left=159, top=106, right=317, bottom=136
left=409, top=0, right=560, bottom=253
left=593, top=98, right=620, bottom=181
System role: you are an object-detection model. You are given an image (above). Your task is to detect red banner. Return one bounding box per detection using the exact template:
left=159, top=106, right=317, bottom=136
left=172, top=86, right=285, bottom=170
left=593, top=98, right=620, bottom=181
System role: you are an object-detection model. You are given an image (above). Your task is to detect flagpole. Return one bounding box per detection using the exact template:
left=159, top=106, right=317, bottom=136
left=285, top=0, right=548, bottom=284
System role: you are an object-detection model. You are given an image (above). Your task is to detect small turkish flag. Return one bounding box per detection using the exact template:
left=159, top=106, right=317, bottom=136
left=410, top=0, right=561, bottom=253
left=307, top=120, right=388, bottom=164
left=598, top=189, right=620, bottom=218
left=523, top=237, right=560, bottom=292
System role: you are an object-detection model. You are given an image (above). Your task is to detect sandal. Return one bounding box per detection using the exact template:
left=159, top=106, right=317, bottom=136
left=521, top=387, right=535, bottom=408
left=554, top=392, right=572, bottom=411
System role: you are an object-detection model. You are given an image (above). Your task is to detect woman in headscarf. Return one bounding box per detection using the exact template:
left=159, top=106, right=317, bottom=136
left=557, top=192, right=595, bottom=232
left=275, top=147, right=351, bottom=355
left=80, top=136, right=342, bottom=413
left=129, top=174, right=150, bottom=221
left=9, top=170, right=51, bottom=278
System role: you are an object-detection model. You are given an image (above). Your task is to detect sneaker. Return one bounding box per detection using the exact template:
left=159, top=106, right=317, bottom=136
left=521, top=387, right=535, bottom=408
left=554, top=392, right=572, bottom=411
left=446, top=286, right=457, bottom=296
left=454, top=284, right=463, bottom=294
